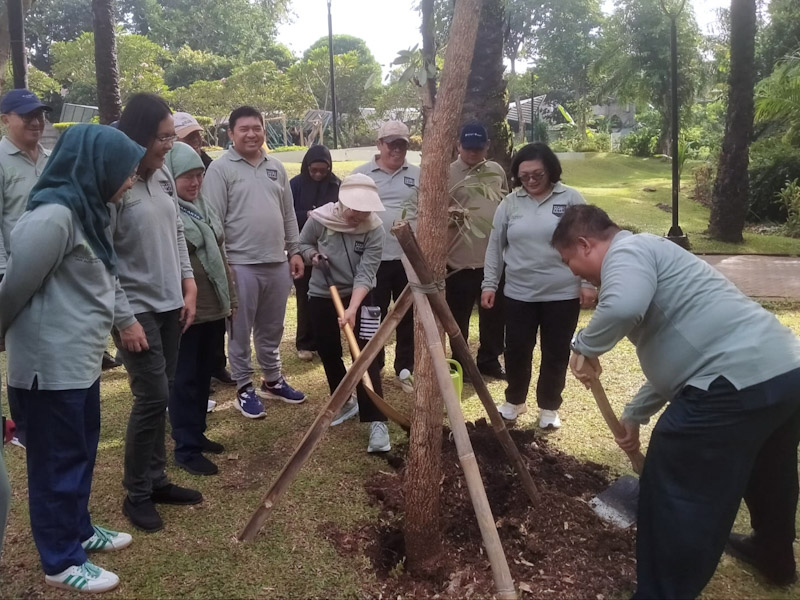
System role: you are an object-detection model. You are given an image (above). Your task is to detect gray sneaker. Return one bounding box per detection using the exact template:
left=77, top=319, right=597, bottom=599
left=367, top=421, right=391, bottom=453
left=331, top=394, right=359, bottom=426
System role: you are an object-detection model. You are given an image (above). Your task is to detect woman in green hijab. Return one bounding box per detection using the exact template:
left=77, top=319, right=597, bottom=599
left=165, top=142, right=236, bottom=476
left=0, top=124, right=144, bottom=593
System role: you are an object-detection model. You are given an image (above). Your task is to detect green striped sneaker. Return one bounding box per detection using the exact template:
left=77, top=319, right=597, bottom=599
left=45, top=561, right=120, bottom=593
left=81, top=525, right=133, bottom=552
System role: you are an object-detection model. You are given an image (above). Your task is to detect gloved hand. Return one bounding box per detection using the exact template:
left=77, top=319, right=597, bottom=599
left=2, top=417, right=15, bottom=444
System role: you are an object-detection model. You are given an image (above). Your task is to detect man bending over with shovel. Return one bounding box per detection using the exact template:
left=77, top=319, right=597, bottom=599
left=553, top=204, right=800, bottom=599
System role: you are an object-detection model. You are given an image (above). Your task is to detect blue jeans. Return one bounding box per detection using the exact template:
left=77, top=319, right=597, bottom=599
left=9, top=379, right=100, bottom=575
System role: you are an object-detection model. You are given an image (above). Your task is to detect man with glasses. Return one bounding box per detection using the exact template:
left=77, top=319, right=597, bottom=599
left=0, top=89, right=52, bottom=449
left=351, top=121, right=420, bottom=393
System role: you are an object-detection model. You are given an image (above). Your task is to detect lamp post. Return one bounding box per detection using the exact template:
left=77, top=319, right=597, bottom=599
left=327, top=0, right=339, bottom=149
left=7, top=0, right=28, bottom=88
left=660, top=0, right=689, bottom=249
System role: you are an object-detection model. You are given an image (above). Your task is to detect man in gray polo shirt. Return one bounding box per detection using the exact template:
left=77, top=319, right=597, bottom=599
left=0, top=89, right=52, bottom=448
left=351, top=121, right=419, bottom=392
left=202, top=106, right=306, bottom=419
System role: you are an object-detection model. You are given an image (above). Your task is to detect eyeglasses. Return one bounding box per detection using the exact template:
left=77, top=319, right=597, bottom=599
left=518, top=170, right=548, bottom=183
left=155, top=134, right=178, bottom=144
left=382, top=139, right=409, bottom=151
left=14, top=111, right=45, bottom=123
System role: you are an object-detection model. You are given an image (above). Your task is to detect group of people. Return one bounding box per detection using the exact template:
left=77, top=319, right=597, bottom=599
left=0, top=86, right=798, bottom=600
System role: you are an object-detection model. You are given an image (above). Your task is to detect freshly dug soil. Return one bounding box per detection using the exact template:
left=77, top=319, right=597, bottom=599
left=321, top=418, right=637, bottom=599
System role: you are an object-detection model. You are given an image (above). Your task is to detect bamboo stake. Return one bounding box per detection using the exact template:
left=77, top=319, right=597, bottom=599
left=238, top=287, right=413, bottom=541
left=402, top=256, right=517, bottom=600
left=393, top=222, right=540, bottom=505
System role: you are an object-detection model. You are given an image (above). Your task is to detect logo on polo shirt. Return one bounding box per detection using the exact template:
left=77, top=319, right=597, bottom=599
left=403, top=176, right=415, bottom=187
left=159, top=180, right=174, bottom=196
left=266, top=169, right=278, bottom=181
left=354, top=240, right=366, bottom=254
left=552, top=204, right=566, bottom=216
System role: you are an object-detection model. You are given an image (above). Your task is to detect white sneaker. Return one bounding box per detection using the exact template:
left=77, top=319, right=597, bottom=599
left=368, top=422, right=391, bottom=453
left=297, top=349, right=314, bottom=362
left=206, top=399, right=217, bottom=413
left=538, top=409, right=562, bottom=429
left=331, top=394, right=359, bottom=426
left=45, top=561, right=120, bottom=593
left=498, top=402, right=528, bottom=421
left=81, top=525, right=133, bottom=553
left=396, top=369, right=414, bottom=394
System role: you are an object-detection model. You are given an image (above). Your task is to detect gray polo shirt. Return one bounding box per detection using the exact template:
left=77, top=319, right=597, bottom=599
left=298, top=219, right=385, bottom=298
left=483, top=182, right=587, bottom=302
left=110, top=167, right=193, bottom=329
left=573, top=231, right=800, bottom=425
left=351, top=156, right=419, bottom=261
left=0, top=204, right=115, bottom=390
left=0, top=137, right=50, bottom=274
left=202, top=147, right=300, bottom=265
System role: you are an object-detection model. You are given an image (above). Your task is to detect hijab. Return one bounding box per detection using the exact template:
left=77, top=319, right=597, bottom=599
left=309, top=201, right=383, bottom=235
left=27, top=124, right=145, bottom=274
left=295, top=145, right=340, bottom=219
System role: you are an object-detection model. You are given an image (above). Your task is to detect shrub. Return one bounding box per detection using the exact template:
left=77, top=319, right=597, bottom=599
left=778, top=179, right=800, bottom=237
left=269, top=145, right=309, bottom=153
left=691, top=162, right=715, bottom=207
left=408, top=135, right=422, bottom=151
left=53, top=122, right=79, bottom=132
left=620, top=128, right=658, bottom=157
left=747, top=137, right=800, bottom=222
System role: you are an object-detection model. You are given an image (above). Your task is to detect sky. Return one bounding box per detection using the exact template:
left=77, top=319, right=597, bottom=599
left=277, top=0, right=739, bottom=76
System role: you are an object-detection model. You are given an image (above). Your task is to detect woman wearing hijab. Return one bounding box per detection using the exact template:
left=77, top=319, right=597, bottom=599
left=0, top=124, right=145, bottom=593
left=298, top=173, right=390, bottom=453
left=165, top=142, right=236, bottom=476
left=290, top=145, right=340, bottom=361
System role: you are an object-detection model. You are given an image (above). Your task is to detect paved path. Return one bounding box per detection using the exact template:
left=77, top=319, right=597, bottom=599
left=701, top=255, right=800, bottom=300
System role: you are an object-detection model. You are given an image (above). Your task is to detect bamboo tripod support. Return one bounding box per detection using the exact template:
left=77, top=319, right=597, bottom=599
left=393, top=222, right=541, bottom=505
left=402, top=256, right=518, bottom=600
left=237, top=287, right=413, bottom=541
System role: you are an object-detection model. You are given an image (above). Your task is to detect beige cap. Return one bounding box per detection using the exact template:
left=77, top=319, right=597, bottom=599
left=173, top=112, right=203, bottom=139
left=338, top=174, right=385, bottom=212
left=377, top=120, right=410, bottom=143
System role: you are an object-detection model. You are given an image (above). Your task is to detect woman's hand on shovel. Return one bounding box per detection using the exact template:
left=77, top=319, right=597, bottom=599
left=570, top=352, right=602, bottom=388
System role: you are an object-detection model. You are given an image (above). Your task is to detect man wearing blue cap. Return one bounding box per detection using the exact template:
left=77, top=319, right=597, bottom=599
left=0, top=89, right=52, bottom=449
left=447, top=123, right=508, bottom=380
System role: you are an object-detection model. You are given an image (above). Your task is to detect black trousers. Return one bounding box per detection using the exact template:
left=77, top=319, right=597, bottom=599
left=445, top=267, right=504, bottom=370
left=211, top=321, right=227, bottom=374
left=168, top=319, right=224, bottom=461
left=503, top=297, right=580, bottom=409
left=294, top=267, right=315, bottom=352
left=308, top=296, right=385, bottom=422
left=374, top=260, right=414, bottom=375
left=633, top=369, right=800, bottom=599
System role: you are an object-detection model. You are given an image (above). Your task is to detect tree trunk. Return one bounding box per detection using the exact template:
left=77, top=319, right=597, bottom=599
left=92, top=0, right=122, bottom=124
left=708, top=0, right=756, bottom=242
left=403, top=0, right=484, bottom=579
left=420, top=0, right=437, bottom=136
left=461, top=0, right=512, bottom=174
left=0, top=0, right=35, bottom=92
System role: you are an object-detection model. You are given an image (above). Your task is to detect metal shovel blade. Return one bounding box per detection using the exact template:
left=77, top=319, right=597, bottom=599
left=589, top=474, right=639, bottom=528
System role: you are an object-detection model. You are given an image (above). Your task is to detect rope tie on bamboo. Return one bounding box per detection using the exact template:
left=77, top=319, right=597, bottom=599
left=408, top=279, right=445, bottom=295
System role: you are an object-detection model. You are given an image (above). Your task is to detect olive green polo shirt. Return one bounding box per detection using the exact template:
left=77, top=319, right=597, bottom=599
left=0, top=136, right=50, bottom=274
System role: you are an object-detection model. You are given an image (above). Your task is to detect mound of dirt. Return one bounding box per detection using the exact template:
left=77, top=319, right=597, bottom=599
left=321, top=418, right=637, bottom=599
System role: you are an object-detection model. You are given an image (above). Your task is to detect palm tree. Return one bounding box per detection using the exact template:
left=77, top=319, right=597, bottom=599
left=92, top=0, right=122, bottom=124
left=754, top=53, right=800, bottom=142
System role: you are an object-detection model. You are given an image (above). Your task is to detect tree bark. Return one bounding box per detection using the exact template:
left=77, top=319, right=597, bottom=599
left=708, top=0, right=756, bottom=242
left=461, top=0, right=512, bottom=174
left=420, top=0, right=437, bottom=135
left=92, top=0, right=122, bottom=124
left=403, top=0, right=484, bottom=579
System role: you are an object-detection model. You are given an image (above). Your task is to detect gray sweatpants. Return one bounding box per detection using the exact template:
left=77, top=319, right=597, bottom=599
left=229, top=263, right=292, bottom=388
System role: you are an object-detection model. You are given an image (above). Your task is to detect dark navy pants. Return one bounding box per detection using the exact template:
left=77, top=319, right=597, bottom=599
left=633, top=368, right=800, bottom=599
left=9, top=379, right=100, bottom=575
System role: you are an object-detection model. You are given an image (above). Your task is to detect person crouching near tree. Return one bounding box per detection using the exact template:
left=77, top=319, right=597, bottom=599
left=165, top=142, right=236, bottom=476
left=298, top=173, right=391, bottom=453
left=0, top=124, right=145, bottom=593
left=556, top=204, right=800, bottom=599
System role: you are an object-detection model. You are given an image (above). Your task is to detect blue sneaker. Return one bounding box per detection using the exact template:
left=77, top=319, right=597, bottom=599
left=257, top=377, right=306, bottom=404
left=236, top=385, right=266, bottom=419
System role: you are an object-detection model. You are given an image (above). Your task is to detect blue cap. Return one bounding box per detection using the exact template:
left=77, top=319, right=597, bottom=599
left=0, top=89, right=51, bottom=115
left=460, top=123, right=488, bottom=149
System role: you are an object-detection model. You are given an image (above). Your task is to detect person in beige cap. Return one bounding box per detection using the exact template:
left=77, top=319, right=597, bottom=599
left=351, top=120, right=419, bottom=393
left=298, top=173, right=391, bottom=452
left=173, top=112, right=213, bottom=169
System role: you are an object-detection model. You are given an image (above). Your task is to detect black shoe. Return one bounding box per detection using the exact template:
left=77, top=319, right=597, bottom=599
left=211, top=369, right=235, bottom=385
left=201, top=437, right=225, bottom=454
left=123, top=497, right=163, bottom=532
left=478, top=365, right=507, bottom=380
left=725, top=533, right=797, bottom=586
left=150, top=483, right=203, bottom=505
left=176, top=454, right=219, bottom=476
left=101, top=351, right=122, bottom=371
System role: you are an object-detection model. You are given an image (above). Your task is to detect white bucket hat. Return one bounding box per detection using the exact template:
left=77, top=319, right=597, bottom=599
left=338, top=174, right=386, bottom=212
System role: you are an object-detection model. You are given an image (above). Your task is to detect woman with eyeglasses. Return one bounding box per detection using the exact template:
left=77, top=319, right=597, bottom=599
left=481, top=142, right=597, bottom=430
left=112, top=93, right=201, bottom=534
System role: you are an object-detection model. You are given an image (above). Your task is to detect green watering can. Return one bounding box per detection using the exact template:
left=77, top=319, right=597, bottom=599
left=446, top=359, right=463, bottom=401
